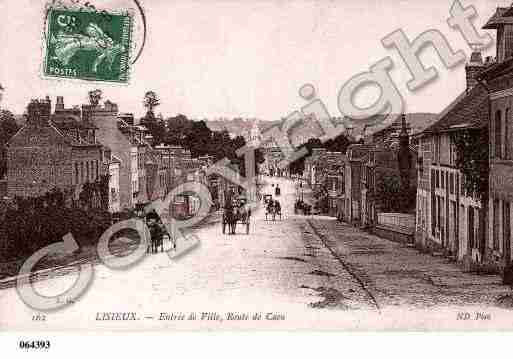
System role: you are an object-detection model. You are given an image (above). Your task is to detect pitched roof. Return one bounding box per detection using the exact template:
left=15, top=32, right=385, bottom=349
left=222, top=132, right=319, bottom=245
left=477, top=56, right=513, bottom=81
left=422, top=85, right=489, bottom=135
left=346, top=113, right=437, bottom=142
left=483, top=7, right=513, bottom=29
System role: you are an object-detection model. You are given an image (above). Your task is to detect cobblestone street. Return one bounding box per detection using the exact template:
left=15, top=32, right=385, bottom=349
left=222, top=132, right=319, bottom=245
left=0, top=177, right=512, bottom=330
left=308, top=219, right=510, bottom=309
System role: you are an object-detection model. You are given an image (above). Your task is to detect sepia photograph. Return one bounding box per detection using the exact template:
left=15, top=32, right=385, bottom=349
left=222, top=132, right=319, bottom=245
left=2, top=0, right=513, bottom=345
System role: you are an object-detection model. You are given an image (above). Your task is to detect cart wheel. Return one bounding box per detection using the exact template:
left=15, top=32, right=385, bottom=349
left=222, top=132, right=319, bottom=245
left=246, top=222, right=250, bottom=234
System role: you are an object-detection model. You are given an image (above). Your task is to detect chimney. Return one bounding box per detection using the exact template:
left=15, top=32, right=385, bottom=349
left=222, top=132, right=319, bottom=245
left=55, top=96, right=64, bottom=112
left=27, top=98, right=51, bottom=127
left=465, top=46, right=485, bottom=91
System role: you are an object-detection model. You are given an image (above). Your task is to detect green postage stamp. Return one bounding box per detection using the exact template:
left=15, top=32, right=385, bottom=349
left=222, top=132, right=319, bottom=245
left=43, top=7, right=133, bottom=83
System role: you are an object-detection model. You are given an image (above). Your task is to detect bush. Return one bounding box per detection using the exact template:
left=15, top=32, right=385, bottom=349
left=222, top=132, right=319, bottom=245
left=0, top=189, right=112, bottom=264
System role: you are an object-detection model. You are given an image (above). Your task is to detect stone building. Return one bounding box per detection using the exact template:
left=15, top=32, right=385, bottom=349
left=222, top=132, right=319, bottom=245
left=340, top=115, right=417, bottom=231
left=478, top=6, right=513, bottom=269
left=262, top=144, right=286, bottom=177
left=149, top=144, right=216, bottom=216
left=341, top=144, right=373, bottom=224
left=415, top=50, right=490, bottom=262
left=7, top=98, right=104, bottom=202
left=83, top=101, right=150, bottom=210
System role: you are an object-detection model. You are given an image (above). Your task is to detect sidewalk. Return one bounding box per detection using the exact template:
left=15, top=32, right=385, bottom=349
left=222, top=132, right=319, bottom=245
left=308, top=218, right=511, bottom=309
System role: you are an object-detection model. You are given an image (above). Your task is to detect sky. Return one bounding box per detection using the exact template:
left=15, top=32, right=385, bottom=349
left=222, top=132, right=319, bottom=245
left=0, top=0, right=508, bottom=121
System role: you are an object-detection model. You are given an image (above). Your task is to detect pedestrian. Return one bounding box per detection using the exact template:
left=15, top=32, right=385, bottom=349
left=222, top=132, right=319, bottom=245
left=155, top=222, right=164, bottom=252
left=149, top=220, right=161, bottom=253
left=274, top=199, right=281, bottom=214
left=146, top=217, right=155, bottom=254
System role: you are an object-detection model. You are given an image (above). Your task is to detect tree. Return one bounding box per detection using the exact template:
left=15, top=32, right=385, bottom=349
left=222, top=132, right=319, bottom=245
left=88, top=89, right=103, bottom=107
left=325, top=133, right=351, bottom=153
left=288, top=132, right=352, bottom=176
left=0, top=109, right=19, bottom=178
left=451, top=128, right=489, bottom=255
left=143, top=91, right=160, bottom=118
left=375, top=174, right=401, bottom=212
left=375, top=173, right=416, bottom=213
left=142, top=115, right=166, bottom=145
left=165, top=114, right=191, bottom=145
left=184, top=120, right=213, bottom=158
left=288, top=137, right=322, bottom=175
left=0, top=110, right=18, bottom=141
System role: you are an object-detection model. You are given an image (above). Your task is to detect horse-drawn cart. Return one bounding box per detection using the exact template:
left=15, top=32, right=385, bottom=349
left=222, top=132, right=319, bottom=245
left=222, top=196, right=251, bottom=235
left=265, top=199, right=282, bottom=221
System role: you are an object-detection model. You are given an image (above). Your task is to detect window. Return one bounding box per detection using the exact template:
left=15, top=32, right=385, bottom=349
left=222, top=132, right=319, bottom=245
left=441, top=171, right=445, bottom=189
left=494, top=199, right=500, bottom=250
left=495, top=110, right=502, bottom=158
left=449, top=138, right=457, bottom=166
left=431, top=195, right=436, bottom=236
left=437, top=196, right=441, bottom=234
left=469, top=206, right=475, bottom=249
left=450, top=173, right=454, bottom=194
left=440, top=197, right=445, bottom=243
left=434, top=136, right=441, bottom=163
left=506, top=108, right=510, bottom=159
left=75, top=162, right=79, bottom=184
left=504, top=201, right=511, bottom=261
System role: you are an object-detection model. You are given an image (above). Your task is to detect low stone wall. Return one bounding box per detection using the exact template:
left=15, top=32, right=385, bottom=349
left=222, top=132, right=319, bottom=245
left=377, top=212, right=415, bottom=229
left=372, top=212, right=415, bottom=244
left=373, top=224, right=414, bottom=244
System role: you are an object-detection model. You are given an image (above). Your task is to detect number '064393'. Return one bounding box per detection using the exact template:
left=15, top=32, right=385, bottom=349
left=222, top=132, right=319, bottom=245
left=18, top=340, right=51, bottom=350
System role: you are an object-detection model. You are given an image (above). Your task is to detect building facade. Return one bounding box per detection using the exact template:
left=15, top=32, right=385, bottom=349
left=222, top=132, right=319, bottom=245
left=83, top=101, right=151, bottom=210
left=415, top=51, right=490, bottom=263
left=480, top=6, right=513, bottom=269
left=7, top=98, right=104, bottom=203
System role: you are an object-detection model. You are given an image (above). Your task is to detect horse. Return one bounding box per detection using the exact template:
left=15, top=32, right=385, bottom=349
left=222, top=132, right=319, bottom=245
left=274, top=200, right=282, bottom=220
left=234, top=203, right=251, bottom=234
left=266, top=201, right=276, bottom=221
left=223, top=205, right=237, bottom=234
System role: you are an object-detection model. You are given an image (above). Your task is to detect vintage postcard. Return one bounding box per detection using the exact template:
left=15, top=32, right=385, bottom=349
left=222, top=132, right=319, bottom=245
left=3, top=0, right=513, bottom=338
